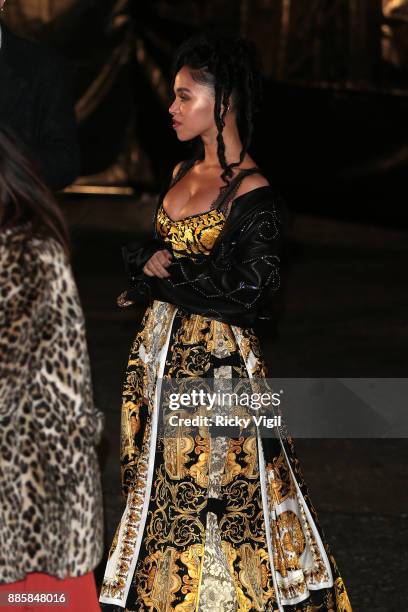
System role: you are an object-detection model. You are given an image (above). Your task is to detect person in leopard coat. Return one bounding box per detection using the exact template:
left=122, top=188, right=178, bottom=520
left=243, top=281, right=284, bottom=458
left=0, top=126, right=103, bottom=610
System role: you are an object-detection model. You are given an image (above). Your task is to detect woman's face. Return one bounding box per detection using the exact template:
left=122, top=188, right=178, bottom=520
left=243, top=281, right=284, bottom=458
left=169, top=66, right=216, bottom=141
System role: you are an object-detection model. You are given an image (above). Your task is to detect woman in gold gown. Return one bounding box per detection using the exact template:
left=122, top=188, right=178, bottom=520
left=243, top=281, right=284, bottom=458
left=100, top=34, right=352, bottom=612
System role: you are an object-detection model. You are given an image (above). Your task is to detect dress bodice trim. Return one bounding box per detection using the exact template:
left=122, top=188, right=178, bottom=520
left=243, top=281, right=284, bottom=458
left=159, top=200, right=225, bottom=225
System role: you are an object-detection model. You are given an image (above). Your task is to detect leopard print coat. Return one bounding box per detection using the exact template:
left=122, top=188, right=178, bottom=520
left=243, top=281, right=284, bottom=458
left=0, top=223, right=104, bottom=583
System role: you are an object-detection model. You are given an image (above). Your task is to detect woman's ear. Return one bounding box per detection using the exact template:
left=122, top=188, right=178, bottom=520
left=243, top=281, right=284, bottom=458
left=224, top=96, right=232, bottom=114
left=221, top=96, right=233, bottom=117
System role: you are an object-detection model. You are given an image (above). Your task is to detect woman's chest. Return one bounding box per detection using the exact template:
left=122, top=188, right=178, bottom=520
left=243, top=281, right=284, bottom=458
left=162, top=174, right=226, bottom=222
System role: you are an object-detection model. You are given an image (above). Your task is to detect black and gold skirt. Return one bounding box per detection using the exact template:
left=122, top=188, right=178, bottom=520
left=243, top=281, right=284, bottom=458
left=100, top=300, right=352, bottom=612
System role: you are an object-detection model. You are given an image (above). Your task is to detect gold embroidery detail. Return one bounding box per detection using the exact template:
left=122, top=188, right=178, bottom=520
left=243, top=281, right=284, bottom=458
left=242, top=436, right=259, bottom=479
left=156, top=205, right=225, bottom=258
left=164, top=436, right=195, bottom=480
left=179, top=314, right=208, bottom=345
left=266, top=451, right=297, bottom=505
left=177, top=544, right=204, bottom=611
left=238, top=544, right=274, bottom=610
left=189, top=436, right=210, bottom=488
left=334, top=576, right=353, bottom=611
left=239, top=336, right=251, bottom=362
left=142, top=547, right=182, bottom=611
left=278, top=510, right=305, bottom=565
left=222, top=438, right=243, bottom=485
left=221, top=542, right=253, bottom=612
left=121, top=400, right=141, bottom=468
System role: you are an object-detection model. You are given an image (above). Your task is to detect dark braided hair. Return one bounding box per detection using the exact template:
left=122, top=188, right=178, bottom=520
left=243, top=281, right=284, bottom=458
left=171, top=34, right=263, bottom=185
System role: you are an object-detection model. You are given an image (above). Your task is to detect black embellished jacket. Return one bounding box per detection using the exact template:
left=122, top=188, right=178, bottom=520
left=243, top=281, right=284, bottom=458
left=121, top=174, right=287, bottom=328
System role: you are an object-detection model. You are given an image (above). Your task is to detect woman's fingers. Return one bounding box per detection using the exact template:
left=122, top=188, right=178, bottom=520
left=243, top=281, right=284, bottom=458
left=144, top=261, right=170, bottom=277
left=158, top=250, right=173, bottom=265
left=143, top=249, right=172, bottom=278
left=160, top=249, right=173, bottom=265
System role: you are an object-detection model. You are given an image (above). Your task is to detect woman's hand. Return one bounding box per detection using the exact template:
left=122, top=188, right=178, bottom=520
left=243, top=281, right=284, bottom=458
left=143, top=249, right=172, bottom=278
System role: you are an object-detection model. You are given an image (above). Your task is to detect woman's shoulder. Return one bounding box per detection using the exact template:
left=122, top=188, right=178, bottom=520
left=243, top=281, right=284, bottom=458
left=0, top=226, right=74, bottom=311
left=28, top=233, right=69, bottom=273
left=21, top=231, right=76, bottom=298
left=0, top=224, right=67, bottom=276
left=229, top=172, right=289, bottom=228
left=234, top=170, right=270, bottom=199
left=29, top=234, right=83, bottom=315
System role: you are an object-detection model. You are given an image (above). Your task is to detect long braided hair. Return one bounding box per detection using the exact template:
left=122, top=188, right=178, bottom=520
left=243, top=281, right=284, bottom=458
left=171, top=34, right=263, bottom=185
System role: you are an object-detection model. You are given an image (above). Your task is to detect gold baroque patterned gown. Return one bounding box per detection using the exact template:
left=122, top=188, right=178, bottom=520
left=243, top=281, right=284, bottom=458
left=100, top=169, right=352, bottom=612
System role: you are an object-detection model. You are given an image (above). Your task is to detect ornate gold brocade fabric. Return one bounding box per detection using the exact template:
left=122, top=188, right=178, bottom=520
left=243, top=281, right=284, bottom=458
left=156, top=203, right=226, bottom=259
left=100, top=193, right=352, bottom=612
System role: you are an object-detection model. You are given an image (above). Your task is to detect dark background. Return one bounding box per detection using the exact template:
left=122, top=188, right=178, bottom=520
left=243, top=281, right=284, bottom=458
left=4, top=2, right=408, bottom=610
left=5, top=0, right=408, bottom=224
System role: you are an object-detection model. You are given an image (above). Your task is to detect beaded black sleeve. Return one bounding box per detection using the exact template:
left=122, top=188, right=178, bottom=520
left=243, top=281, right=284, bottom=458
left=146, top=196, right=282, bottom=326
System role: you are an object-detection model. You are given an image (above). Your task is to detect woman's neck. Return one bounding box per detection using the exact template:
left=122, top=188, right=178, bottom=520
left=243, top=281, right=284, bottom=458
left=200, top=120, right=245, bottom=171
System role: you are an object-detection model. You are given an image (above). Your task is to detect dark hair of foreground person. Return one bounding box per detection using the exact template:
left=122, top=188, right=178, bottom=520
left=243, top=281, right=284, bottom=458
left=0, top=125, right=69, bottom=254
